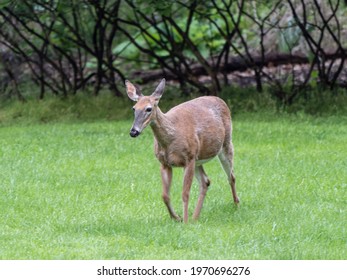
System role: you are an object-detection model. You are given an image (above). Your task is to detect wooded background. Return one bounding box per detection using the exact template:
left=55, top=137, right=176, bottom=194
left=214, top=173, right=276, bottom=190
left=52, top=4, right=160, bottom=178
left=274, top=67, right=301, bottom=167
left=0, top=0, right=346, bottom=105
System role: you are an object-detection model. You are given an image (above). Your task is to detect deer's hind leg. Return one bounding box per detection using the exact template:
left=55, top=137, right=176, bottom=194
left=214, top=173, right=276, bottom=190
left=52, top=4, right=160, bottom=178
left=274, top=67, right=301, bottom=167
left=193, top=165, right=210, bottom=220
left=218, top=142, right=239, bottom=204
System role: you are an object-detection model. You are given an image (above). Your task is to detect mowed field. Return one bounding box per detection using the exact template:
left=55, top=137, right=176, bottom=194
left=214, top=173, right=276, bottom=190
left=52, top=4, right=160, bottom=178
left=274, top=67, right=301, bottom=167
left=0, top=113, right=346, bottom=259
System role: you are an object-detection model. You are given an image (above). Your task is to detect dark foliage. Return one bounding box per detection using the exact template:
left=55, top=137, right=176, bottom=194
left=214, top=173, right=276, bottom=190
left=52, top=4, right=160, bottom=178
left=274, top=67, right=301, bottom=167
left=0, top=0, right=346, bottom=105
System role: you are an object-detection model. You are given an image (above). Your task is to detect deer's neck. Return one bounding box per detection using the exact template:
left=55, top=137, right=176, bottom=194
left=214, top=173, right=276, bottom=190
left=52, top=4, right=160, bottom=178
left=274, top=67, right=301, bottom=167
left=150, top=106, right=175, bottom=147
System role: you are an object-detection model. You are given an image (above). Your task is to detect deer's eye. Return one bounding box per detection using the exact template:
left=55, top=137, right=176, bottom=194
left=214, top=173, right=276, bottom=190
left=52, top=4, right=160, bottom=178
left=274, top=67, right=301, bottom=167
left=145, top=107, right=152, bottom=113
left=132, top=107, right=135, bottom=111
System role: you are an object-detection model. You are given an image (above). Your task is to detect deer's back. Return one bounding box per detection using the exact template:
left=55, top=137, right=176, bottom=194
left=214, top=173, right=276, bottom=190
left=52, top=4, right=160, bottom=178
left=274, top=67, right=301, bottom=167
left=167, top=96, right=231, bottom=128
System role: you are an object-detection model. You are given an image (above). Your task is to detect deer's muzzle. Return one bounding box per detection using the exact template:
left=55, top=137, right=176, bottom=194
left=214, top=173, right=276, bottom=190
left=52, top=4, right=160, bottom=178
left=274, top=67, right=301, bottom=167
left=130, top=128, right=140, bottom=137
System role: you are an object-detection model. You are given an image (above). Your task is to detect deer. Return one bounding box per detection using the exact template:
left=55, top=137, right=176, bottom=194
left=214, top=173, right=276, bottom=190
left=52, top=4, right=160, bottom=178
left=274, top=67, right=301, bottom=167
left=125, top=78, right=239, bottom=223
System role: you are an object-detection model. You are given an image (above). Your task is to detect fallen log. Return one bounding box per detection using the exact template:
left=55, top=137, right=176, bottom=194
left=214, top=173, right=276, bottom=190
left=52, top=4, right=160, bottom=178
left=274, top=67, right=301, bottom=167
left=130, top=52, right=347, bottom=84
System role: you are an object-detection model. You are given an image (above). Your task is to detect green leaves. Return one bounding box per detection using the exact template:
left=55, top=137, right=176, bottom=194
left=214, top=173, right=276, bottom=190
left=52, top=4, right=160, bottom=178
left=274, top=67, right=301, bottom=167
left=113, top=40, right=140, bottom=60
left=0, top=0, right=13, bottom=9
left=279, top=17, right=302, bottom=53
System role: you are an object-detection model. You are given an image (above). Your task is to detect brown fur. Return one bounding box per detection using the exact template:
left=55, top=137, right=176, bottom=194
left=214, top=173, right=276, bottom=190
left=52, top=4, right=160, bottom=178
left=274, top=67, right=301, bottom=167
left=126, top=79, right=239, bottom=223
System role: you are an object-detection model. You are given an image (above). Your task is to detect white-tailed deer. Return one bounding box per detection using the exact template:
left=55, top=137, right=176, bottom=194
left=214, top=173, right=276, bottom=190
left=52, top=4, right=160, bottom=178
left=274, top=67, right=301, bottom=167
left=126, top=78, right=239, bottom=223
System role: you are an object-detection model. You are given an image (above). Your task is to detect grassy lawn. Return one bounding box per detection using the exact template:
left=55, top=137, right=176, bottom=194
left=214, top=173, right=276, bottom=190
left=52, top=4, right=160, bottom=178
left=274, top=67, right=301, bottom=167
left=0, top=113, right=346, bottom=259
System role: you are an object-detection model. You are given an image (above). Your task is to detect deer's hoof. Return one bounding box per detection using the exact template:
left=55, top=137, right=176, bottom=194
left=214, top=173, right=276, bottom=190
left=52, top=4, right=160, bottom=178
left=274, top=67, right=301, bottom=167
left=234, top=196, right=240, bottom=205
left=172, top=215, right=182, bottom=222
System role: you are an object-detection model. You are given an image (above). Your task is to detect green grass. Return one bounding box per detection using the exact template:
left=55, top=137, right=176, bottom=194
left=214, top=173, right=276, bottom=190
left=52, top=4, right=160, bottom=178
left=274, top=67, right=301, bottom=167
left=0, top=111, right=346, bottom=259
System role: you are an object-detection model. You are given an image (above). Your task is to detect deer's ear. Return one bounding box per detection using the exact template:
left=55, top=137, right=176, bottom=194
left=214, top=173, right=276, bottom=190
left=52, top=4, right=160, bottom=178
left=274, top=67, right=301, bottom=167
left=152, top=78, right=166, bottom=101
left=125, top=80, right=143, bottom=101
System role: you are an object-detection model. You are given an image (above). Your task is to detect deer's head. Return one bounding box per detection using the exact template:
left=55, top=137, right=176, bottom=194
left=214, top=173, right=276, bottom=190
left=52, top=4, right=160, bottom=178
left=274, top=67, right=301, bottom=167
left=126, top=78, right=166, bottom=137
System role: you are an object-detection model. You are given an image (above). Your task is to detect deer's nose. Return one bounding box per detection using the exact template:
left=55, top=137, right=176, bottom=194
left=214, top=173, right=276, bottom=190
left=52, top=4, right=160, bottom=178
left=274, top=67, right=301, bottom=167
left=130, top=128, right=140, bottom=137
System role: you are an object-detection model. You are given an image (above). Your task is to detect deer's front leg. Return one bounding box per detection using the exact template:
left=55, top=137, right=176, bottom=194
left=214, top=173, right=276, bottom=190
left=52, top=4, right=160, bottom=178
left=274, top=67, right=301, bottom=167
left=161, top=165, right=181, bottom=221
left=182, top=160, right=195, bottom=223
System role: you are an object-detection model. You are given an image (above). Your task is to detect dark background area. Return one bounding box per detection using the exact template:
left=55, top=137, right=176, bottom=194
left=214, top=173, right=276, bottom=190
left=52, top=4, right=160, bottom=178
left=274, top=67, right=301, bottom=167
left=0, top=0, right=346, bottom=109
